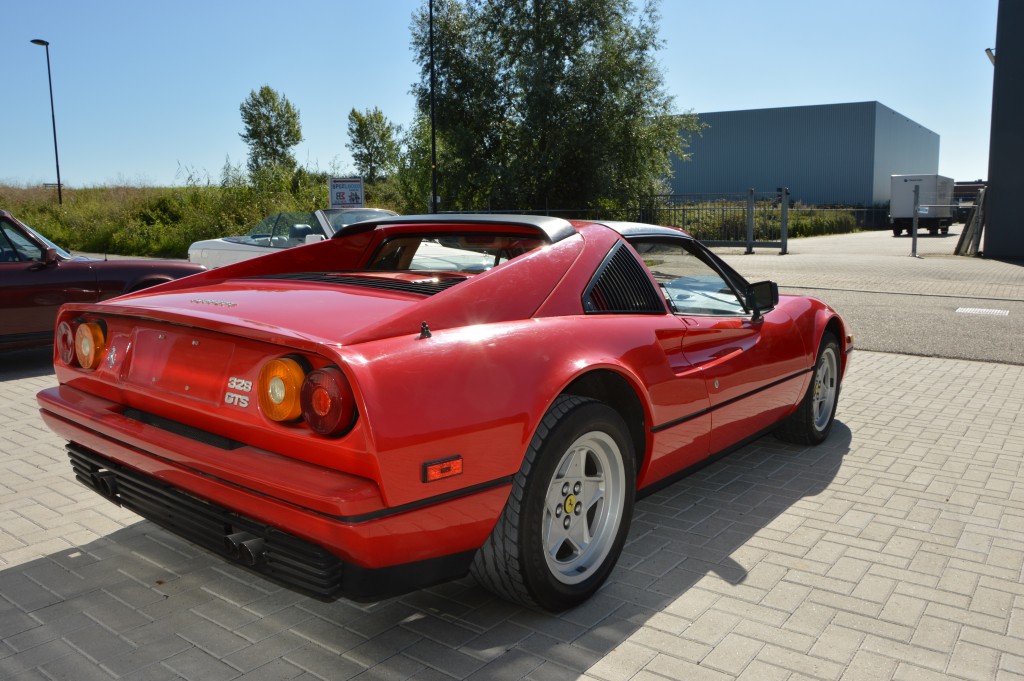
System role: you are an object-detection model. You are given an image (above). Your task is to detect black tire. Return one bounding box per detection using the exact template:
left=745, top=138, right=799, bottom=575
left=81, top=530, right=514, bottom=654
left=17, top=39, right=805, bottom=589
left=775, top=332, right=841, bottom=445
left=471, top=395, right=636, bottom=611
left=892, top=227, right=901, bottom=236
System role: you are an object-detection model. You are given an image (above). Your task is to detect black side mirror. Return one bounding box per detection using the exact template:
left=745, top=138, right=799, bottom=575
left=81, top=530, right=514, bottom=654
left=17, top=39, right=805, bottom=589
left=746, top=280, right=779, bottom=320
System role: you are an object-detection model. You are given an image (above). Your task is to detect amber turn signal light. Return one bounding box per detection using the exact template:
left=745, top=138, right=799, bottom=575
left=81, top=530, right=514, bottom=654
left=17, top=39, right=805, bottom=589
left=258, top=357, right=306, bottom=422
left=74, top=322, right=106, bottom=370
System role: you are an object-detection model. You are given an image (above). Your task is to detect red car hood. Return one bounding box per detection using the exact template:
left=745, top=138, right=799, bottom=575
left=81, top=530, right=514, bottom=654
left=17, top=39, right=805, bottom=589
left=96, top=277, right=424, bottom=348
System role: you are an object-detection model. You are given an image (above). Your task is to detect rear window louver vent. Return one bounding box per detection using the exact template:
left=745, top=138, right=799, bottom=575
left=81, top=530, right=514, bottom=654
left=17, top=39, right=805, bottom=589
left=250, top=272, right=465, bottom=296
left=583, top=242, right=666, bottom=314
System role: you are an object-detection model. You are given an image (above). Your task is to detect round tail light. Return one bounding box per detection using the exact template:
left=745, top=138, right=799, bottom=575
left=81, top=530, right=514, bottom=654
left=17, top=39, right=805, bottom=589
left=301, top=367, right=356, bottom=436
left=75, top=322, right=107, bottom=370
left=257, top=357, right=306, bottom=421
left=56, top=320, right=77, bottom=366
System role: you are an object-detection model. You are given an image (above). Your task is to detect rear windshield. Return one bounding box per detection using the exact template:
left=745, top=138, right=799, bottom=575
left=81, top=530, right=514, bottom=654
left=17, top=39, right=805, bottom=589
left=367, top=234, right=547, bottom=273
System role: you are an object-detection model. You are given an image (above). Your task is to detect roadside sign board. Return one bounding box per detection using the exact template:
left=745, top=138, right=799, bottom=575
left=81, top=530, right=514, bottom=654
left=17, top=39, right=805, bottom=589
left=330, top=178, right=364, bottom=208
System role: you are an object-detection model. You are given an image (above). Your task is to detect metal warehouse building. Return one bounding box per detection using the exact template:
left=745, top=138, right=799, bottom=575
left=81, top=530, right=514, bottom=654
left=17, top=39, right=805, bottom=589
left=670, top=101, right=940, bottom=206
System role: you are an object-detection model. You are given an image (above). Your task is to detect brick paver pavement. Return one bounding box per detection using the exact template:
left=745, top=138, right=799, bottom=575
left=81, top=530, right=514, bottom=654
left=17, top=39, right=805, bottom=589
left=2, top=346, right=1022, bottom=680
left=3, top=227, right=1023, bottom=679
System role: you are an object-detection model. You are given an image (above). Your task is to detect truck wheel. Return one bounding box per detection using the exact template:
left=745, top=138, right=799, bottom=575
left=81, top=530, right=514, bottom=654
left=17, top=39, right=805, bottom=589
left=892, top=227, right=901, bottom=236
left=471, top=395, right=635, bottom=611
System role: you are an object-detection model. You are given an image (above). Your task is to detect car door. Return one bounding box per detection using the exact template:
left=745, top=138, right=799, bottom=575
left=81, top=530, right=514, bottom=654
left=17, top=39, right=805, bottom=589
left=627, top=236, right=807, bottom=454
left=1, top=216, right=98, bottom=342
left=581, top=239, right=712, bottom=486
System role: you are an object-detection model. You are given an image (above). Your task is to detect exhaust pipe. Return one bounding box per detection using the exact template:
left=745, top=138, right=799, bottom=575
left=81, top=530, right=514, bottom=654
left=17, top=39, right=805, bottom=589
left=224, top=532, right=251, bottom=559
left=224, top=532, right=267, bottom=565
left=92, top=471, right=118, bottom=498
left=238, top=537, right=266, bottom=566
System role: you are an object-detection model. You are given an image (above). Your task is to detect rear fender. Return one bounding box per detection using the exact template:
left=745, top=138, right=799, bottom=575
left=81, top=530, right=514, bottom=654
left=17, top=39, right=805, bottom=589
left=340, top=319, right=658, bottom=509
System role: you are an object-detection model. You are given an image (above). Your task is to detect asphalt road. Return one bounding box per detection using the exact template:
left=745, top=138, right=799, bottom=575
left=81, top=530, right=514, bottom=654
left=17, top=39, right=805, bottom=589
left=713, top=228, right=1024, bottom=366
left=786, top=287, right=1023, bottom=365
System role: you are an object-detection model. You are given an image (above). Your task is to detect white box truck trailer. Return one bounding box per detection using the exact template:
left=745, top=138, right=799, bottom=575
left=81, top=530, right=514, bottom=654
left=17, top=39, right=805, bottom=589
left=890, top=174, right=955, bottom=236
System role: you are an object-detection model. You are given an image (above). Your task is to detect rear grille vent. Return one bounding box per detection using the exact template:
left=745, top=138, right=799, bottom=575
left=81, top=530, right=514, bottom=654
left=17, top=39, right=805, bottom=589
left=252, top=272, right=465, bottom=296
left=583, top=242, right=666, bottom=314
left=67, top=444, right=347, bottom=599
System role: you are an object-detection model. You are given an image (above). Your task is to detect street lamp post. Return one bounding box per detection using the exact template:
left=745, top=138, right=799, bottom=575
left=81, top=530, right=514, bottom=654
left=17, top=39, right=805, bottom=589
left=31, top=38, right=63, bottom=205
left=429, top=0, right=438, bottom=214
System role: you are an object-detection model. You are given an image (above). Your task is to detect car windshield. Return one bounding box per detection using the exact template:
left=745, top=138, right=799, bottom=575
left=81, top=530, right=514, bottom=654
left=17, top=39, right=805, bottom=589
left=325, top=209, right=394, bottom=230
left=2, top=219, right=73, bottom=260
left=367, top=234, right=547, bottom=273
left=230, top=212, right=324, bottom=248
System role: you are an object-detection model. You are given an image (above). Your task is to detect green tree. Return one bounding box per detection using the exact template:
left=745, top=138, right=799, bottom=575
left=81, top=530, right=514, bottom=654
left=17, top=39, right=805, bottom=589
left=346, top=107, right=402, bottom=184
left=409, top=0, right=699, bottom=212
left=395, top=112, right=441, bottom=213
left=239, top=85, right=303, bottom=176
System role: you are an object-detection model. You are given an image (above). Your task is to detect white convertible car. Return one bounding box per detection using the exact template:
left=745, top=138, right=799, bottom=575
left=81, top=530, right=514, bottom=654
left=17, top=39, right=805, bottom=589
left=188, top=208, right=397, bottom=269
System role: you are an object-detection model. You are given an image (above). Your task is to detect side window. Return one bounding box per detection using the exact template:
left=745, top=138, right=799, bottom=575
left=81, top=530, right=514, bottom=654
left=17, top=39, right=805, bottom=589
left=630, top=239, right=747, bottom=316
left=0, top=220, right=43, bottom=262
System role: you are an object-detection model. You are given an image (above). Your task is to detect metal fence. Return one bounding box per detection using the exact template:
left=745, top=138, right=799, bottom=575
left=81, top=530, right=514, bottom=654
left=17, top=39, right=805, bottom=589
left=638, top=192, right=888, bottom=246
left=442, top=189, right=890, bottom=253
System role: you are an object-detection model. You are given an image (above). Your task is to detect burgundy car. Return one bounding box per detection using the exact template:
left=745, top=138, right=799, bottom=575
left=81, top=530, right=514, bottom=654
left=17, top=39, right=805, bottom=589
left=1, top=209, right=206, bottom=350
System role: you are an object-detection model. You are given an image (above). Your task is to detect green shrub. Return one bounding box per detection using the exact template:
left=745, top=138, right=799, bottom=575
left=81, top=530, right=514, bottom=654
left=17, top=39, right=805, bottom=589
left=1, top=165, right=399, bottom=258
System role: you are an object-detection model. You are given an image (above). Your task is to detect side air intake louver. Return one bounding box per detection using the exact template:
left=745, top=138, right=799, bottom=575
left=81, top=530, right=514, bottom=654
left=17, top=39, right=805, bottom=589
left=583, top=242, right=666, bottom=314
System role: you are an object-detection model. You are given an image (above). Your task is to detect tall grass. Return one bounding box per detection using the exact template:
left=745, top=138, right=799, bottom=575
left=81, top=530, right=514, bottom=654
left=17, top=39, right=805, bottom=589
left=3, top=177, right=868, bottom=259
left=0, top=164, right=400, bottom=259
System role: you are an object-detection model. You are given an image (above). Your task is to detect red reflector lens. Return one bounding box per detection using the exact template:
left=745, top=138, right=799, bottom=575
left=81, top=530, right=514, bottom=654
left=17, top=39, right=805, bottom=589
left=423, top=456, right=464, bottom=482
left=310, top=386, right=332, bottom=416
left=56, top=320, right=77, bottom=366
left=300, top=367, right=356, bottom=435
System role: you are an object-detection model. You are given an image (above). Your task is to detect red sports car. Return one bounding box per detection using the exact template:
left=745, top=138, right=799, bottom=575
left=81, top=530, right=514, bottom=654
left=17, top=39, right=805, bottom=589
left=1, top=209, right=206, bottom=350
left=36, top=214, right=851, bottom=611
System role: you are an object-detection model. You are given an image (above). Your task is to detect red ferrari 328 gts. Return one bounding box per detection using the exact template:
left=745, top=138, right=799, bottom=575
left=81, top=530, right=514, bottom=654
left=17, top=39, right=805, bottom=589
left=37, top=214, right=851, bottom=611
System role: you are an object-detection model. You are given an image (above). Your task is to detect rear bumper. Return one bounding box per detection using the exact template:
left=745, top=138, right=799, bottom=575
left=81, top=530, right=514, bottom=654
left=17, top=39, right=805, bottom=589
left=38, top=385, right=510, bottom=600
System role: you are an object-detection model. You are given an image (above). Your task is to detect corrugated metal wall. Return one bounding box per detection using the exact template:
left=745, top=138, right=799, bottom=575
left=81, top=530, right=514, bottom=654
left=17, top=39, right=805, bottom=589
left=871, top=102, right=941, bottom=203
left=670, top=101, right=940, bottom=206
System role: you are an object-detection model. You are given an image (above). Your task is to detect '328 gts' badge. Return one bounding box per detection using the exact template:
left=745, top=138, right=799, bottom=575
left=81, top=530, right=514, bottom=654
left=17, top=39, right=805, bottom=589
left=224, top=376, right=252, bottom=408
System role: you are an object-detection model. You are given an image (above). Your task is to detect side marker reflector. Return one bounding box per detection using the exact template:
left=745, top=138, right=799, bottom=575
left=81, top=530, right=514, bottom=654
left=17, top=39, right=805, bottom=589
left=423, top=456, right=464, bottom=483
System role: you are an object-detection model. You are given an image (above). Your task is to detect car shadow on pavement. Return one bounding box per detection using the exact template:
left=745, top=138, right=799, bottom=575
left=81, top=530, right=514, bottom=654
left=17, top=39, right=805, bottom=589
left=0, top=423, right=849, bottom=679
left=0, top=346, right=54, bottom=380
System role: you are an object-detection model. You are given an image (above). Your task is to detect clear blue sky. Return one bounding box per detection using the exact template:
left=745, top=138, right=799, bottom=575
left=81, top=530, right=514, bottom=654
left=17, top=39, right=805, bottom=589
left=3, top=0, right=998, bottom=189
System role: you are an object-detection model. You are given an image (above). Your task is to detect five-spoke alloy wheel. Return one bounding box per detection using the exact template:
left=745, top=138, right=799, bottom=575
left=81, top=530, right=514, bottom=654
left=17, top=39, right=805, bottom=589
left=471, top=396, right=636, bottom=611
